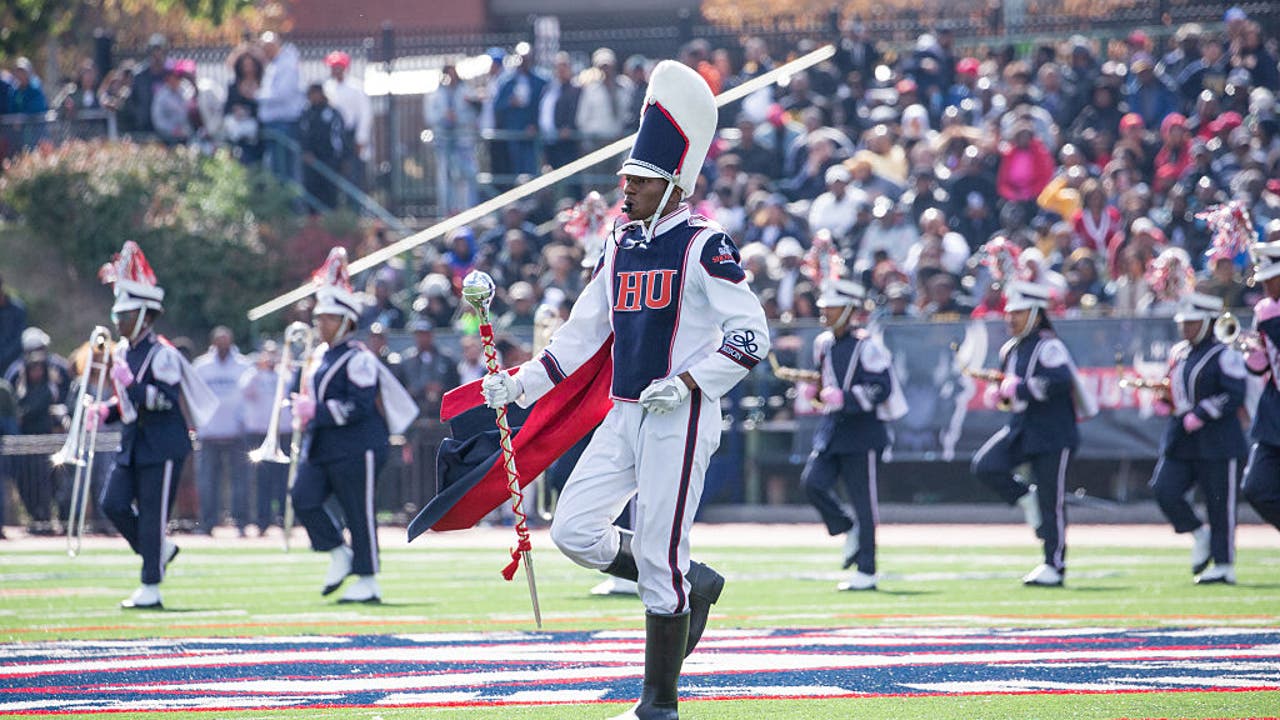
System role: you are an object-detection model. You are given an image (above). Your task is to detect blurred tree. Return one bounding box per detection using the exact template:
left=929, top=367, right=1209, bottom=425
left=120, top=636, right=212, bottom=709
left=1, top=0, right=286, bottom=67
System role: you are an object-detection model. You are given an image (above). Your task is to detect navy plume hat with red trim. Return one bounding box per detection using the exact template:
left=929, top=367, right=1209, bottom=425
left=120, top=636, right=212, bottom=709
left=617, top=60, right=717, bottom=196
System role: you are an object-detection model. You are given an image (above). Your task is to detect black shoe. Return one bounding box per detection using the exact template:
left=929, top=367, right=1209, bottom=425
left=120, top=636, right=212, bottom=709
left=683, top=562, right=724, bottom=657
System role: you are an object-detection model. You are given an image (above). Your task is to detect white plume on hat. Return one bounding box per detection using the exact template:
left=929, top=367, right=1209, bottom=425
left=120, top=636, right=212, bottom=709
left=618, top=59, right=717, bottom=197
left=816, top=279, right=867, bottom=308
left=1173, top=291, right=1224, bottom=323
left=311, top=247, right=365, bottom=323
left=1003, top=279, right=1053, bottom=312
left=99, top=241, right=165, bottom=314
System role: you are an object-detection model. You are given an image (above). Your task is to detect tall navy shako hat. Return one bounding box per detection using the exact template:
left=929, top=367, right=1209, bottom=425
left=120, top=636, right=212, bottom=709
left=99, top=241, right=164, bottom=314
left=816, top=279, right=867, bottom=308
left=1173, top=291, right=1224, bottom=323
left=1252, top=240, right=1280, bottom=282
left=311, top=247, right=365, bottom=324
left=1002, top=279, right=1053, bottom=312
left=617, top=60, right=717, bottom=201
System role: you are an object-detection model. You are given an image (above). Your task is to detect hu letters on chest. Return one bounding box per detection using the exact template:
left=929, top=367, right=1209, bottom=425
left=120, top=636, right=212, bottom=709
left=613, top=269, right=678, bottom=311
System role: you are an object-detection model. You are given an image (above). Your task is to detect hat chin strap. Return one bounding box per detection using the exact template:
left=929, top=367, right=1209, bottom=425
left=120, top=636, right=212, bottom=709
left=833, top=303, right=857, bottom=334
left=642, top=179, right=678, bottom=244
left=128, top=310, right=149, bottom=343
left=1193, top=317, right=1211, bottom=344
left=1015, top=306, right=1040, bottom=339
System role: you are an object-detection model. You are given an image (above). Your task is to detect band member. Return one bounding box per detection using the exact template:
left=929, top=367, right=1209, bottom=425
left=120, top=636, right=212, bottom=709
left=971, top=280, right=1096, bottom=587
left=800, top=279, right=906, bottom=591
left=1242, top=235, right=1280, bottom=535
left=1150, top=292, right=1246, bottom=584
left=481, top=61, right=770, bottom=719
left=290, top=248, right=417, bottom=604
left=93, top=242, right=216, bottom=609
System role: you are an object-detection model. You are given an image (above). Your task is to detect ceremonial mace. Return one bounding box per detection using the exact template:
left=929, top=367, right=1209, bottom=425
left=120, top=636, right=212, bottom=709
left=462, top=270, right=542, bottom=628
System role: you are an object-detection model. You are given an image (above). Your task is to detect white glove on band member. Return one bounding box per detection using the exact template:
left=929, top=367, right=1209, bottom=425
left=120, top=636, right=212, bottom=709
left=638, top=377, right=691, bottom=415
left=482, top=372, right=522, bottom=409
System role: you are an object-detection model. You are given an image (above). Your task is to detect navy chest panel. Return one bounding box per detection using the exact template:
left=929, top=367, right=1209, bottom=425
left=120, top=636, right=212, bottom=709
left=311, top=343, right=357, bottom=401
left=127, top=338, right=157, bottom=379
left=609, top=225, right=699, bottom=399
left=1175, top=344, right=1213, bottom=400
left=826, top=335, right=861, bottom=386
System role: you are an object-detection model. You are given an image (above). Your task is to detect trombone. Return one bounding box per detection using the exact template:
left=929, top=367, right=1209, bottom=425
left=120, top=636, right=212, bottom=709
left=1214, top=312, right=1262, bottom=353
left=56, top=326, right=114, bottom=558
left=248, top=321, right=314, bottom=551
left=767, top=352, right=825, bottom=409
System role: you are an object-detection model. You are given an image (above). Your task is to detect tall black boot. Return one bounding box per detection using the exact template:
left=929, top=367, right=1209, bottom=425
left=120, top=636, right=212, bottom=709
left=610, top=611, right=689, bottom=720
left=603, top=530, right=724, bottom=657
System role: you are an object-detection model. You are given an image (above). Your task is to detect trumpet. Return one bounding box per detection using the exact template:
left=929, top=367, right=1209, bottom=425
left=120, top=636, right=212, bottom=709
left=1118, top=376, right=1171, bottom=394
left=1214, top=312, right=1262, bottom=353
left=961, top=367, right=1013, bottom=411
left=56, top=326, right=114, bottom=558
left=248, top=321, right=314, bottom=551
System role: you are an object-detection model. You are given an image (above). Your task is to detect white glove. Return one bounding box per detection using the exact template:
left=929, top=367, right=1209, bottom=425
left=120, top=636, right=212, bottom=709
left=638, top=377, right=691, bottom=415
left=481, top=372, right=522, bottom=409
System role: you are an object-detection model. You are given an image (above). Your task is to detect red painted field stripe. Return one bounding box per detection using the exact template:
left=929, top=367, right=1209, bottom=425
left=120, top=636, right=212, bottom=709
left=3, top=687, right=1276, bottom=716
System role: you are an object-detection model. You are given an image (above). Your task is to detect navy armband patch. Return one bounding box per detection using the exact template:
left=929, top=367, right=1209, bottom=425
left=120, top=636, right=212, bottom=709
left=538, top=351, right=567, bottom=385
left=717, top=329, right=761, bottom=369
left=700, top=234, right=746, bottom=284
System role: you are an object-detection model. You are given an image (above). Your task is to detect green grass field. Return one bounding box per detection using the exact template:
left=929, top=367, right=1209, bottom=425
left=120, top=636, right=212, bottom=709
left=2, top=525, right=1278, bottom=718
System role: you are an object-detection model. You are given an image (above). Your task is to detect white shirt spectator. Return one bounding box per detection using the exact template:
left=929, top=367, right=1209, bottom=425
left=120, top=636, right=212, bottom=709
left=856, top=215, right=919, bottom=272
left=151, top=82, right=191, bottom=141
left=576, top=64, right=633, bottom=141
left=258, top=42, right=305, bottom=123
left=324, top=76, right=373, bottom=160
left=238, top=362, right=291, bottom=436
left=808, top=184, right=866, bottom=238
left=193, top=347, right=250, bottom=440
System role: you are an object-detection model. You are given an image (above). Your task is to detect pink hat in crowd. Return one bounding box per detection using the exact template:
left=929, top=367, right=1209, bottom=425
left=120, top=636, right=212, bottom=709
left=956, top=58, right=980, bottom=76
left=1160, top=113, right=1187, bottom=138
left=325, top=51, right=351, bottom=69
left=1120, top=113, right=1145, bottom=131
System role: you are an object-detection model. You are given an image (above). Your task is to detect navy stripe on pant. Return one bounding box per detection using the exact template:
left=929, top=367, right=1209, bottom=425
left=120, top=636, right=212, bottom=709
left=972, top=429, right=1071, bottom=572
left=1150, top=456, right=1238, bottom=565
left=100, top=459, right=179, bottom=585
left=801, top=448, right=880, bottom=575
left=1243, top=442, right=1280, bottom=532
left=292, top=449, right=386, bottom=576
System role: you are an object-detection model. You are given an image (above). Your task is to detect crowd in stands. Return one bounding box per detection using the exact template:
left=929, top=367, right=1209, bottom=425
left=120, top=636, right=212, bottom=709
left=3, top=9, right=1280, bottom=331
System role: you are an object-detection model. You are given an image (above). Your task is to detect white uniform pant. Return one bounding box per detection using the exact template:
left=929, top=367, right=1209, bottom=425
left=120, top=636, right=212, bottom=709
left=551, top=391, right=721, bottom=614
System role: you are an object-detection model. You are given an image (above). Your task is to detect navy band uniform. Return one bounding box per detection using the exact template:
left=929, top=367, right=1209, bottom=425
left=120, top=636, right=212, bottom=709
left=1242, top=239, right=1280, bottom=533
left=1149, top=292, right=1246, bottom=582
left=971, top=280, right=1096, bottom=586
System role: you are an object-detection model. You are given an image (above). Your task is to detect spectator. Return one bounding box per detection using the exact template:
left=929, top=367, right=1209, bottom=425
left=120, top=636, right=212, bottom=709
left=192, top=326, right=250, bottom=535
left=479, top=204, right=541, bottom=253
left=1126, top=54, right=1179, bottom=130
left=1071, top=178, right=1123, bottom=255
left=258, top=31, right=306, bottom=184
left=121, top=34, right=167, bottom=133
left=224, top=48, right=264, bottom=164
left=4, top=327, right=70, bottom=399
left=359, top=278, right=405, bottom=330
left=919, top=271, right=972, bottom=319
left=397, top=317, right=459, bottom=418
left=539, top=52, right=581, bottom=189
left=742, top=193, right=803, bottom=248
left=808, top=164, right=864, bottom=239
left=494, top=50, right=546, bottom=180
left=414, top=273, right=458, bottom=329
left=8, top=57, right=48, bottom=149
left=997, top=121, right=1055, bottom=207
left=151, top=64, right=192, bottom=145
left=425, top=64, right=480, bottom=215
left=323, top=51, right=373, bottom=191
left=13, top=343, right=64, bottom=534
left=0, top=275, right=26, bottom=376
left=1198, top=255, right=1250, bottom=309
left=857, top=197, right=919, bottom=272
left=953, top=190, right=1000, bottom=251
left=770, top=238, right=806, bottom=316
left=56, top=59, right=101, bottom=117
left=1107, top=246, right=1154, bottom=315
left=495, top=281, right=538, bottom=329
left=298, top=82, right=345, bottom=211
left=576, top=48, right=633, bottom=151
left=477, top=47, right=509, bottom=181
left=456, top=335, right=486, bottom=384
left=238, top=342, right=289, bottom=533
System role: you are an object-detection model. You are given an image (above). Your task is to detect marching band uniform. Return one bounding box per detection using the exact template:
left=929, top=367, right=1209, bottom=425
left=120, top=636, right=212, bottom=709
left=291, top=249, right=417, bottom=604
left=96, top=242, right=216, bottom=609
left=482, top=61, right=770, bottom=720
left=1150, top=292, right=1246, bottom=584
left=1242, top=240, right=1280, bottom=535
left=800, top=280, right=906, bottom=591
left=971, top=280, right=1097, bottom=587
